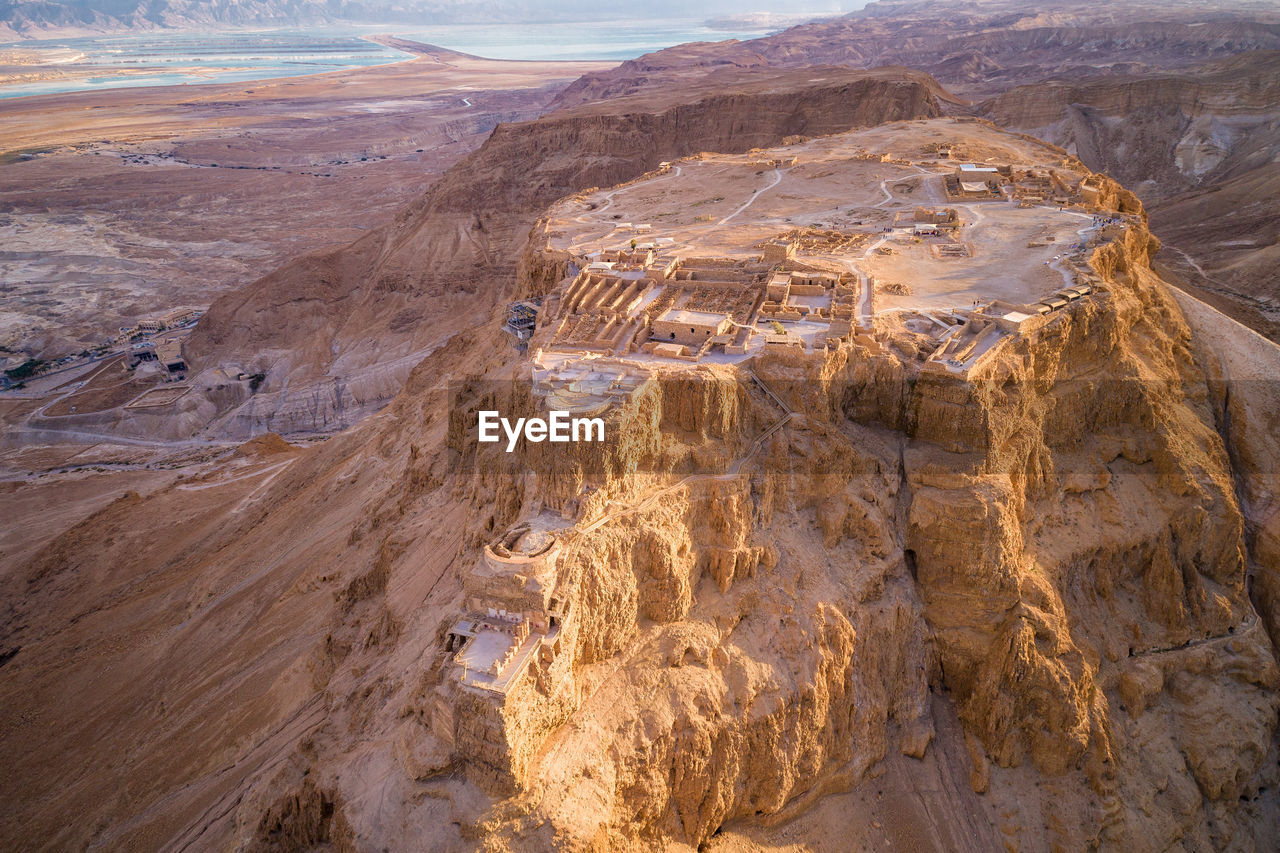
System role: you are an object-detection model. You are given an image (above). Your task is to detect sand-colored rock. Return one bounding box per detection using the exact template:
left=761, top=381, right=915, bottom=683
left=3, top=15, right=1280, bottom=850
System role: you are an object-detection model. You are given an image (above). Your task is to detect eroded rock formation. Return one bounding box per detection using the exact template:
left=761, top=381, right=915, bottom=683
left=3, top=8, right=1280, bottom=849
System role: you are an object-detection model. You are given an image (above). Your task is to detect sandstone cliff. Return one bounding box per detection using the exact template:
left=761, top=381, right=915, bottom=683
left=401, top=172, right=1278, bottom=851
left=545, top=1, right=1280, bottom=347
left=5, top=5, right=1280, bottom=848
left=173, top=0, right=1280, bottom=443
left=979, top=52, right=1280, bottom=196
left=7, top=135, right=1276, bottom=851
left=287, top=179, right=1274, bottom=851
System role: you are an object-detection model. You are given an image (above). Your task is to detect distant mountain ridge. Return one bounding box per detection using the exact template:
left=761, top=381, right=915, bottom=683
left=0, top=0, right=761, bottom=40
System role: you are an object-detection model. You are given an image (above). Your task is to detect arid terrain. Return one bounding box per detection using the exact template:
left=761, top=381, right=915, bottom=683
left=2, top=1, right=1279, bottom=851
left=0, top=39, right=608, bottom=358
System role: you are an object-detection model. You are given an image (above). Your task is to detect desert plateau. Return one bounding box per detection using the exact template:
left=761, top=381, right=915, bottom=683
left=2, top=1, right=1280, bottom=851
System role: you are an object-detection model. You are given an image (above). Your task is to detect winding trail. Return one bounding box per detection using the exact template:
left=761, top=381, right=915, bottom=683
left=718, top=167, right=784, bottom=226
left=175, top=458, right=293, bottom=493
left=857, top=165, right=952, bottom=322
left=1129, top=610, right=1260, bottom=660
left=573, top=164, right=683, bottom=225
left=874, top=178, right=894, bottom=208
left=5, top=425, right=236, bottom=449
left=568, top=164, right=683, bottom=251
left=1166, top=243, right=1214, bottom=281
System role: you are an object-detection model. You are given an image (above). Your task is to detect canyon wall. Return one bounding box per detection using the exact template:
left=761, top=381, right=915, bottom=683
left=978, top=52, right=1280, bottom=200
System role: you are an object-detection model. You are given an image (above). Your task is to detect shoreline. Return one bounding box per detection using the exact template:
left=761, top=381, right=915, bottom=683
left=0, top=39, right=613, bottom=120
left=0, top=32, right=423, bottom=103
left=0, top=18, right=780, bottom=103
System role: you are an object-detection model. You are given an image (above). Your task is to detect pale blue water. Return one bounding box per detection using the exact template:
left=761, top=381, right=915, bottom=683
left=0, top=30, right=411, bottom=99
left=0, top=18, right=791, bottom=100
left=392, top=18, right=782, bottom=62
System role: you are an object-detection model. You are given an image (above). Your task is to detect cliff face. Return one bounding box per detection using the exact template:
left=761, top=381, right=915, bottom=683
left=298, top=179, right=1280, bottom=849
left=5, top=120, right=1280, bottom=850
left=175, top=0, right=1280, bottom=443
left=396, top=183, right=1275, bottom=848
left=542, top=2, right=1280, bottom=348
left=182, top=66, right=943, bottom=438
left=978, top=52, right=1280, bottom=199
left=895, top=225, right=1280, bottom=849
left=410, top=200, right=1278, bottom=850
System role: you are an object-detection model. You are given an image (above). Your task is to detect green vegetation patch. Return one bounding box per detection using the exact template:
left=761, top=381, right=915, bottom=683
left=0, top=147, right=52, bottom=165
left=4, top=359, right=45, bottom=381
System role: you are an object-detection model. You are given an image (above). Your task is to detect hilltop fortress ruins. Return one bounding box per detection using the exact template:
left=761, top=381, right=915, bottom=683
left=430, top=118, right=1184, bottom=801
left=7, top=95, right=1278, bottom=851
left=500, top=119, right=1127, bottom=402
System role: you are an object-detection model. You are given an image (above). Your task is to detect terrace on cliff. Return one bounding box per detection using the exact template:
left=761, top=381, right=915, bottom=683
left=445, top=518, right=570, bottom=695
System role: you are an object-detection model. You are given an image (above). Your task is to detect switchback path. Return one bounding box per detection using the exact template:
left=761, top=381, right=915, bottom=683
left=174, top=458, right=294, bottom=493
left=1129, top=610, right=1260, bottom=660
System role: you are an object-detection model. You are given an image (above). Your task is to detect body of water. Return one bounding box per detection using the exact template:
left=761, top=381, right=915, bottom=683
left=0, top=31, right=411, bottom=99
left=394, top=18, right=784, bottom=62
left=0, top=18, right=788, bottom=100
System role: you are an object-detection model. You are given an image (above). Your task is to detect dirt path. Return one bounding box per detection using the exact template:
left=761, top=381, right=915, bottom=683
left=718, top=167, right=784, bottom=225
left=1131, top=612, right=1260, bottom=659
left=175, top=459, right=293, bottom=493
left=569, top=164, right=684, bottom=251
left=846, top=237, right=886, bottom=324
left=874, top=178, right=894, bottom=208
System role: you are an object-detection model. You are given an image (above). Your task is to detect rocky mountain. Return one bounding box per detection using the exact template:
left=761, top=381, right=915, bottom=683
left=182, top=65, right=945, bottom=437
left=520, top=0, right=1280, bottom=351
left=552, top=0, right=1280, bottom=104
left=5, top=111, right=1280, bottom=850
left=4, top=1, right=1280, bottom=850
left=162, top=0, right=1280, bottom=444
